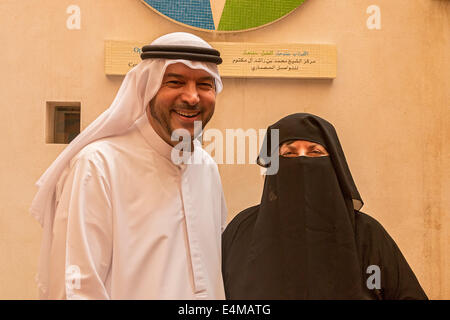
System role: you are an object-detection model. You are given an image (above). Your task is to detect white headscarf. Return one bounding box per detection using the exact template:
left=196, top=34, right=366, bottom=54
left=31, top=32, right=223, bottom=298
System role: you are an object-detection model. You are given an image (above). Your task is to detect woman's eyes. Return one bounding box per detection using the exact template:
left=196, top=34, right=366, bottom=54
left=281, top=150, right=325, bottom=156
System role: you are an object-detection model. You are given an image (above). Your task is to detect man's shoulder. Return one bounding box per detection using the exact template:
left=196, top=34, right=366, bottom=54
left=73, top=139, right=113, bottom=161
left=71, top=135, right=130, bottom=167
left=75, top=124, right=144, bottom=159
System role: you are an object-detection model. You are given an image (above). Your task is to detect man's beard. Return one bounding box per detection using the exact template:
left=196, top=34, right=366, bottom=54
left=149, top=99, right=213, bottom=140
left=149, top=98, right=174, bottom=137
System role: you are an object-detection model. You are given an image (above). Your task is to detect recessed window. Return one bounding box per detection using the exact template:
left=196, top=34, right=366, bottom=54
left=46, top=102, right=81, bottom=144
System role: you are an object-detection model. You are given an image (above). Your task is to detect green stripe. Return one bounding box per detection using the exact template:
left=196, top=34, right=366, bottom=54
left=218, top=0, right=306, bottom=31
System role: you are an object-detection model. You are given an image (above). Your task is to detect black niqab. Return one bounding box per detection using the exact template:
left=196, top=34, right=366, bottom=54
left=222, top=113, right=428, bottom=300
left=257, top=113, right=363, bottom=212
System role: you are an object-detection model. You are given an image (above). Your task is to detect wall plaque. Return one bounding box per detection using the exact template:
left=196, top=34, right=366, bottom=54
left=105, top=40, right=336, bottom=79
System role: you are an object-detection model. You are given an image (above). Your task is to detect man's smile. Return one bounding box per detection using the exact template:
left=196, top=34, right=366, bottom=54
left=173, top=109, right=202, bottom=122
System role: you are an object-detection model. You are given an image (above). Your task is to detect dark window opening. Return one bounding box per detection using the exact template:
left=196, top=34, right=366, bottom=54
left=46, top=102, right=81, bottom=144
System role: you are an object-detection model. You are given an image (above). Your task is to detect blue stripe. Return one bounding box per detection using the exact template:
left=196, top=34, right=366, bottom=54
left=143, top=0, right=215, bottom=30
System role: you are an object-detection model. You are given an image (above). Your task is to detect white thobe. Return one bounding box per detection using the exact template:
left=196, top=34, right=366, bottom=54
left=47, top=115, right=227, bottom=299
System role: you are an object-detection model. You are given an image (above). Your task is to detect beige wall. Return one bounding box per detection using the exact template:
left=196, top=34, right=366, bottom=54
left=0, top=0, right=448, bottom=299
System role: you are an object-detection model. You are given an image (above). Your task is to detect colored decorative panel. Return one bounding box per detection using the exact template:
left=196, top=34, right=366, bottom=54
left=142, top=0, right=215, bottom=30
left=140, top=0, right=307, bottom=32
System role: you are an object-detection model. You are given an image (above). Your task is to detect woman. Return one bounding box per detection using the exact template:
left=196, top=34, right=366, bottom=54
left=222, top=113, right=427, bottom=300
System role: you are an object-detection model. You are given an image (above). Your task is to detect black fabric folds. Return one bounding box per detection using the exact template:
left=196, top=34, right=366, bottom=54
left=257, top=113, right=363, bottom=211
left=222, top=113, right=428, bottom=300
left=246, top=156, right=366, bottom=299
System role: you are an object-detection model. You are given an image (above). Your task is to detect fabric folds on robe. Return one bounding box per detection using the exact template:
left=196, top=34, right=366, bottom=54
left=31, top=32, right=224, bottom=299
left=222, top=113, right=427, bottom=300
left=49, top=115, right=227, bottom=299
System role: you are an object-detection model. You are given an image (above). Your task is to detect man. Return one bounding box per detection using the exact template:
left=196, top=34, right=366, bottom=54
left=222, top=113, right=427, bottom=300
left=31, top=32, right=227, bottom=299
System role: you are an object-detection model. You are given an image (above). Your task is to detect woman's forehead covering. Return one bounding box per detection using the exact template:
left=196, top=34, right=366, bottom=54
left=270, top=113, right=337, bottom=149
left=261, top=112, right=363, bottom=211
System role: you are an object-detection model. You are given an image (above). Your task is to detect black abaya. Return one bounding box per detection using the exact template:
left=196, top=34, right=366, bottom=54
left=222, top=113, right=427, bottom=300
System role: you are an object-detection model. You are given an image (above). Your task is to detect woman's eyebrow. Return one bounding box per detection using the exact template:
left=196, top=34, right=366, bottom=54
left=307, top=143, right=320, bottom=149
left=281, top=143, right=295, bottom=149
left=281, top=145, right=297, bottom=153
left=285, top=140, right=296, bottom=146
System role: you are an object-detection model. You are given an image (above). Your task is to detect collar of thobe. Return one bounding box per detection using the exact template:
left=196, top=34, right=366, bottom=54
left=135, top=114, right=199, bottom=169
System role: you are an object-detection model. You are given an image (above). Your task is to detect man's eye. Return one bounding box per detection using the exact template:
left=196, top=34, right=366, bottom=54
left=198, top=82, right=213, bottom=88
left=166, top=80, right=183, bottom=85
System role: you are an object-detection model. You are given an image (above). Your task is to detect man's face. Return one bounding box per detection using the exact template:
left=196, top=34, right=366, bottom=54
left=147, top=62, right=216, bottom=147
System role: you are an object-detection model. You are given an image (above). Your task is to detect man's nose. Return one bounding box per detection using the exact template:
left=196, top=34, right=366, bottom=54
left=181, top=82, right=200, bottom=106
